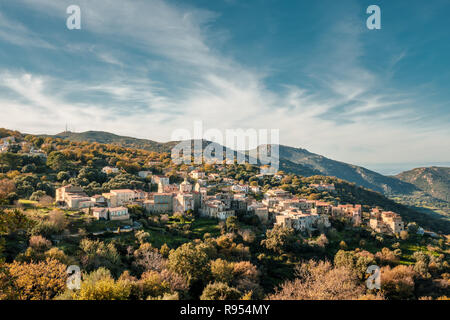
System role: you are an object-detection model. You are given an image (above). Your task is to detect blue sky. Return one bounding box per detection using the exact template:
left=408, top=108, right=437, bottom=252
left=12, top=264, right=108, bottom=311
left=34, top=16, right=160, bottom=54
left=0, top=0, right=449, bottom=167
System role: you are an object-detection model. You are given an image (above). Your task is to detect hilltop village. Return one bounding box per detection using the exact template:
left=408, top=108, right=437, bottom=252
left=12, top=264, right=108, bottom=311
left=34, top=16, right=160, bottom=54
left=56, top=165, right=406, bottom=237
left=0, top=131, right=448, bottom=301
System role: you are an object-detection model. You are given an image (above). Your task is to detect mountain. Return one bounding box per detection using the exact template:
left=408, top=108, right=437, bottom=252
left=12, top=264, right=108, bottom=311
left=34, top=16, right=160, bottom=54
left=10, top=128, right=449, bottom=233
left=395, top=167, right=450, bottom=202
left=50, top=131, right=420, bottom=195
left=274, top=145, right=418, bottom=195
left=49, top=131, right=178, bottom=153
left=49, top=131, right=252, bottom=163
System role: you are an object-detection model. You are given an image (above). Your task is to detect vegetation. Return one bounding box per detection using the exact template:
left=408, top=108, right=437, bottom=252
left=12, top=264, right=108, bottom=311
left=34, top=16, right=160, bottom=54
left=0, top=128, right=449, bottom=300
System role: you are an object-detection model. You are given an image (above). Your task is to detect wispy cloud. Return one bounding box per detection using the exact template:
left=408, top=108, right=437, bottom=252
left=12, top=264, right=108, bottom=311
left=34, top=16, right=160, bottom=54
left=0, top=0, right=448, bottom=164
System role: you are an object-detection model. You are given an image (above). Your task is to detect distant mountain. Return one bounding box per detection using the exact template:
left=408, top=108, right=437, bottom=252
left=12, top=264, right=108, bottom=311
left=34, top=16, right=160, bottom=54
left=49, top=131, right=421, bottom=195
left=9, top=128, right=448, bottom=232
left=273, top=145, right=418, bottom=195
left=49, top=131, right=178, bottom=153
left=395, top=167, right=450, bottom=202
left=49, top=131, right=251, bottom=163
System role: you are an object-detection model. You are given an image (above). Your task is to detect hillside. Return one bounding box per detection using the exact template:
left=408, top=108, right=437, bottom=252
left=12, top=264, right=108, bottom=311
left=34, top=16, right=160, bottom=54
left=50, top=131, right=420, bottom=196
left=49, top=131, right=178, bottom=153
left=395, top=167, right=450, bottom=202
left=2, top=127, right=449, bottom=233
left=273, top=145, right=418, bottom=195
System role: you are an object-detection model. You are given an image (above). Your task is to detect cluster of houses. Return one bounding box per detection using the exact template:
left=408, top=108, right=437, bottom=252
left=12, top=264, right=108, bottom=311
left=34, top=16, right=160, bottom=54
left=309, top=183, right=336, bottom=192
left=369, top=208, right=405, bottom=234
left=0, top=136, right=15, bottom=153
left=55, top=165, right=405, bottom=236
left=55, top=185, right=135, bottom=220
left=0, top=136, right=46, bottom=157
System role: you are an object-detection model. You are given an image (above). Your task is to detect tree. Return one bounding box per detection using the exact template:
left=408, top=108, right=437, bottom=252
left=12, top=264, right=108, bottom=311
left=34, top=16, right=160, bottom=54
left=261, top=225, right=296, bottom=254
left=7, top=258, right=67, bottom=300
left=334, top=250, right=375, bottom=280
left=268, top=260, right=365, bottom=300
left=0, top=261, right=18, bottom=300
left=0, top=209, right=34, bottom=235
left=47, top=151, right=71, bottom=171
left=62, top=268, right=131, bottom=300
left=226, top=216, right=238, bottom=232
left=135, top=230, right=151, bottom=244
left=381, top=265, right=416, bottom=300
left=210, top=258, right=234, bottom=283
left=232, top=261, right=262, bottom=297
left=407, top=222, right=419, bottom=234
left=140, top=270, right=172, bottom=298
left=79, top=239, right=121, bottom=274
left=48, top=210, right=68, bottom=232
left=167, top=242, right=210, bottom=284
left=133, top=243, right=166, bottom=274
left=57, top=171, right=71, bottom=182
left=0, top=179, right=16, bottom=204
left=200, top=282, right=242, bottom=300
left=375, top=248, right=399, bottom=265
left=30, top=190, right=46, bottom=201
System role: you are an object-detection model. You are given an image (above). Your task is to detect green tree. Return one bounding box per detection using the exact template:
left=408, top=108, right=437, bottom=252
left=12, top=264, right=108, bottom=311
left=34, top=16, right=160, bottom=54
left=210, top=258, right=234, bottom=284
left=261, top=225, right=296, bottom=254
left=226, top=216, right=238, bottom=232
left=47, top=151, right=71, bottom=171
left=167, top=242, right=209, bottom=284
left=61, top=268, right=131, bottom=300
left=7, top=258, right=67, bottom=300
left=200, top=282, right=241, bottom=300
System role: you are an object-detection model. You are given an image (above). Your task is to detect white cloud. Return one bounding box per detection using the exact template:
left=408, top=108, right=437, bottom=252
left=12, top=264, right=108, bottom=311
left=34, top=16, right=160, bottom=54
left=0, top=0, right=448, bottom=165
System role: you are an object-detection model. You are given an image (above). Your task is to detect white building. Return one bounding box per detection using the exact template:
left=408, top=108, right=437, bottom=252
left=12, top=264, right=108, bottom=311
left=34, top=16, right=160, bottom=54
left=189, top=170, right=206, bottom=179
left=102, top=166, right=119, bottom=174
left=275, top=209, right=330, bottom=232
left=179, top=179, right=193, bottom=193
left=138, top=171, right=152, bottom=178
left=231, top=184, right=249, bottom=193
left=152, top=175, right=170, bottom=186
left=200, top=199, right=235, bottom=220
left=108, top=207, right=130, bottom=221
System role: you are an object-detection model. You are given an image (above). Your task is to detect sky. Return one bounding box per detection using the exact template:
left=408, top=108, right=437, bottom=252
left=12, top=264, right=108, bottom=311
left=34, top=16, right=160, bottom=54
left=0, top=0, right=449, bottom=168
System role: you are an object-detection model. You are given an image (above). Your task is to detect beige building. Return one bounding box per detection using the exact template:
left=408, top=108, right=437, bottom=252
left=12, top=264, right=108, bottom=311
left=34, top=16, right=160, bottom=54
left=179, top=179, right=193, bottom=193
left=189, top=170, right=205, bottom=179
left=102, top=166, right=119, bottom=174
left=200, top=199, right=235, bottom=220
left=144, top=193, right=173, bottom=214
left=332, top=204, right=362, bottom=226
left=108, top=207, right=130, bottom=221
left=138, top=171, right=152, bottom=178
left=265, top=189, right=291, bottom=199
left=248, top=203, right=269, bottom=224
left=91, top=207, right=109, bottom=220
left=56, top=185, right=91, bottom=209
left=173, top=193, right=195, bottom=213
left=369, top=210, right=404, bottom=234
left=152, top=175, right=169, bottom=185
left=103, top=189, right=135, bottom=207
left=275, top=209, right=330, bottom=232
left=158, top=183, right=179, bottom=193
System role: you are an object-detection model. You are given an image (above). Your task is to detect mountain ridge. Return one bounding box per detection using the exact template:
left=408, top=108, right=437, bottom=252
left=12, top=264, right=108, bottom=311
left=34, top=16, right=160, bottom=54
left=395, top=166, right=450, bottom=202
left=46, top=130, right=426, bottom=196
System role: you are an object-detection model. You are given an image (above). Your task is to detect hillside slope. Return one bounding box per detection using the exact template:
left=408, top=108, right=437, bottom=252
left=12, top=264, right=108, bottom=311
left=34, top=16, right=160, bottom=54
left=395, top=167, right=450, bottom=202
left=48, top=131, right=419, bottom=195
left=50, top=131, right=178, bottom=153
left=276, top=145, right=418, bottom=195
